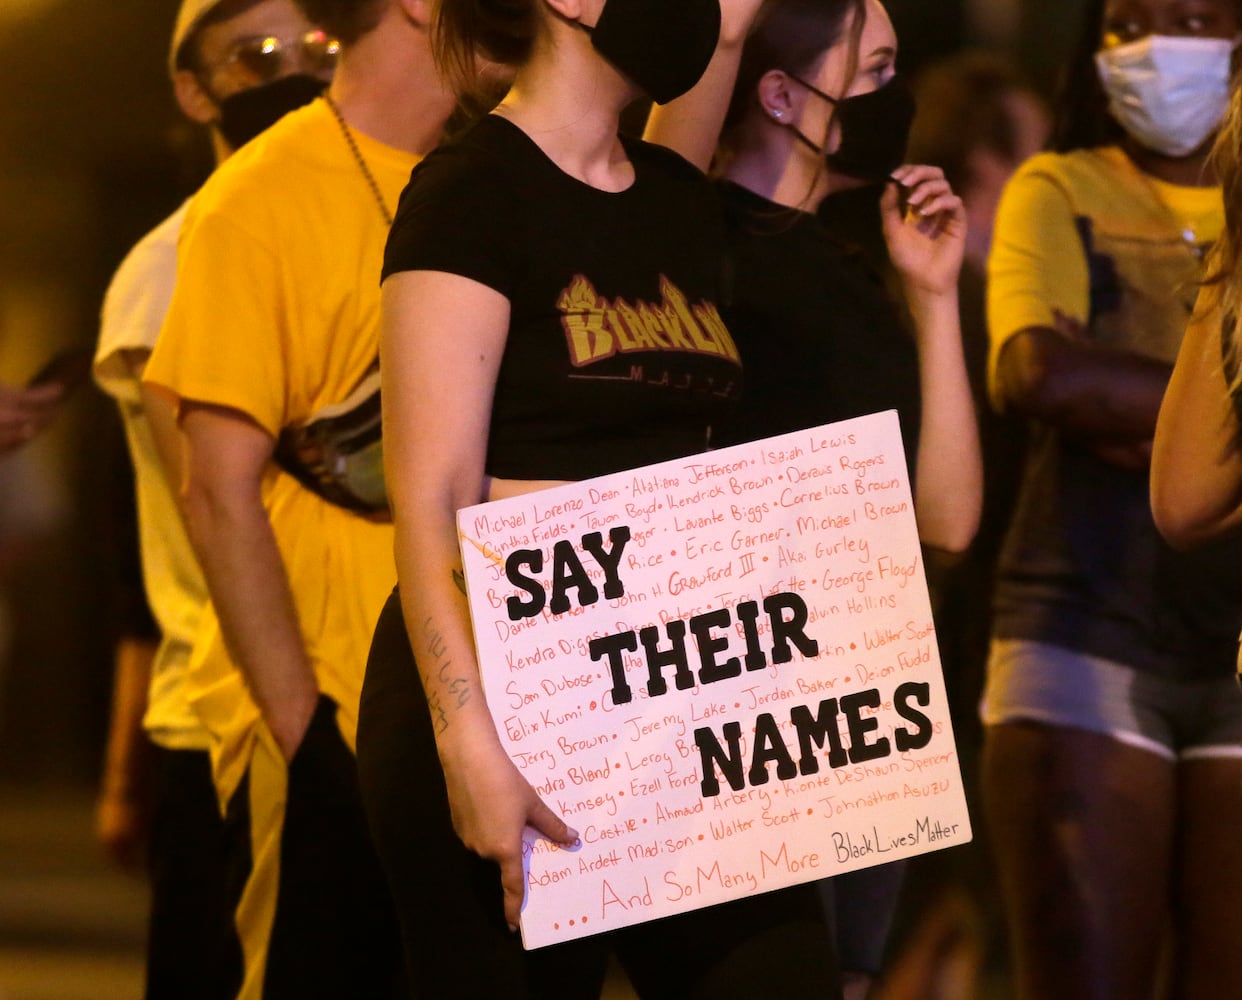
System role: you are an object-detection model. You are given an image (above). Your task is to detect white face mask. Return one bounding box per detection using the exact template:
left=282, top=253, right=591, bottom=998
left=1095, top=35, right=1234, bottom=157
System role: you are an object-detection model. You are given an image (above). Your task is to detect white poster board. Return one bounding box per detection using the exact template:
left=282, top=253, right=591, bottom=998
left=456, top=411, right=971, bottom=949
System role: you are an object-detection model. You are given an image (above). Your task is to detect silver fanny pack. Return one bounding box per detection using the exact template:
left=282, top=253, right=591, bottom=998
left=273, top=364, right=388, bottom=517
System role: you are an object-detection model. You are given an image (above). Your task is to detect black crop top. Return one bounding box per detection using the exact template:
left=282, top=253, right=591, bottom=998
left=383, top=115, right=742, bottom=482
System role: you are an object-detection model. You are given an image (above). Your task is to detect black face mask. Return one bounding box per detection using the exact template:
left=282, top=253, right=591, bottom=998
left=575, top=0, right=721, bottom=105
left=784, top=73, right=916, bottom=181
left=215, top=74, right=328, bottom=150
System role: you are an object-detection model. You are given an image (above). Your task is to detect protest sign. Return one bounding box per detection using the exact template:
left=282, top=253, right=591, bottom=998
left=456, top=410, right=971, bottom=949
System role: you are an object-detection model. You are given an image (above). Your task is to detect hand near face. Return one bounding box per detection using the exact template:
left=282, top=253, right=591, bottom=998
left=881, top=164, right=967, bottom=299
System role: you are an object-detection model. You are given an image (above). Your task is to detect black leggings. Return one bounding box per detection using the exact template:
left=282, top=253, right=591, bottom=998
left=356, top=588, right=842, bottom=999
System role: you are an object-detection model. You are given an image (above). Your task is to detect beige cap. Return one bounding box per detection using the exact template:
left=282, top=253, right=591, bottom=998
left=169, top=0, right=229, bottom=76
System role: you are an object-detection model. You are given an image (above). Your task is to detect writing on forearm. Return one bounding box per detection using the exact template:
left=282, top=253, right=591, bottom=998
left=421, top=614, right=472, bottom=736
left=426, top=689, right=450, bottom=736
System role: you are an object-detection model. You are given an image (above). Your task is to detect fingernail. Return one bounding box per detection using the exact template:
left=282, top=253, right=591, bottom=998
left=508, top=923, right=518, bottom=934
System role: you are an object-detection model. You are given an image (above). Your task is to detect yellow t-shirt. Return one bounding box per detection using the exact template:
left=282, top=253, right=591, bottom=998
left=145, top=98, right=417, bottom=803
left=987, top=145, right=1221, bottom=410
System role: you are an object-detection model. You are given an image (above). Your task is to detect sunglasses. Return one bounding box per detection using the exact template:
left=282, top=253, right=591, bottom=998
left=208, top=29, right=340, bottom=83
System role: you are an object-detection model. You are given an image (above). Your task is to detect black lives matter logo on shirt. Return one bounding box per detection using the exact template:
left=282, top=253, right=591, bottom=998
left=557, top=275, right=740, bottom=369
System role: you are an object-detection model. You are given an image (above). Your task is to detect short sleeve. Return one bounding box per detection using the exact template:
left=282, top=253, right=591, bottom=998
left=94, top=206, right=186, bottom=404
left=986, top=155, right=1091, bottom=410
left=144, top=204, right=290, bottom=437
left=382, top=140, right=519, bottom=296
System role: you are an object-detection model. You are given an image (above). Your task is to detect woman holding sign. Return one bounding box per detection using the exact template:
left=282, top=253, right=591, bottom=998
left=983, top=0, right=1242, bottom=995
left=357, top=0, right=842, bottom=995
left=646, top=2, right=982, bottom=994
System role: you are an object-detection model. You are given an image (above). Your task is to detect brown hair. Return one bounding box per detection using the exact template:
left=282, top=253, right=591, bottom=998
left=719, top=0, right=866, bottom=158
left=431, top=0, right=543, bottom=98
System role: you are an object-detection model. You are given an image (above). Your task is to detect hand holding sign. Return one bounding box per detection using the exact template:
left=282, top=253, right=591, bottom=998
left=441, top=733, right=579, bottom=930
left=457, top=411, right=971, bottom=948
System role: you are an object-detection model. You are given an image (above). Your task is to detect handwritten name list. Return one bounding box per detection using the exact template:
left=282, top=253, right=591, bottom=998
left=456, top=411, right=971, bottom=949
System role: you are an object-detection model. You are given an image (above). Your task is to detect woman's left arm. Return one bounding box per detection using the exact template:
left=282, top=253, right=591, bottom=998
left=1151, top=285, right=1242, bottom=547
left=882, top=165, right=982, bottom=553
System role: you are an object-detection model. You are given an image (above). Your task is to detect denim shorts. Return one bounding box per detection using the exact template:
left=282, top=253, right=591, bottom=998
left=981, top=638, right=1242, bottom=761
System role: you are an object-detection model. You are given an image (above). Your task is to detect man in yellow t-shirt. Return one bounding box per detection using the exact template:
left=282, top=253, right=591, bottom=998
left=143, top=1, right=453, bottom=995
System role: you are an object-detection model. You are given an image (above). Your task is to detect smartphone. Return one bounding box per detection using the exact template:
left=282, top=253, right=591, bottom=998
left=27, top=347, right=93, bottom=393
